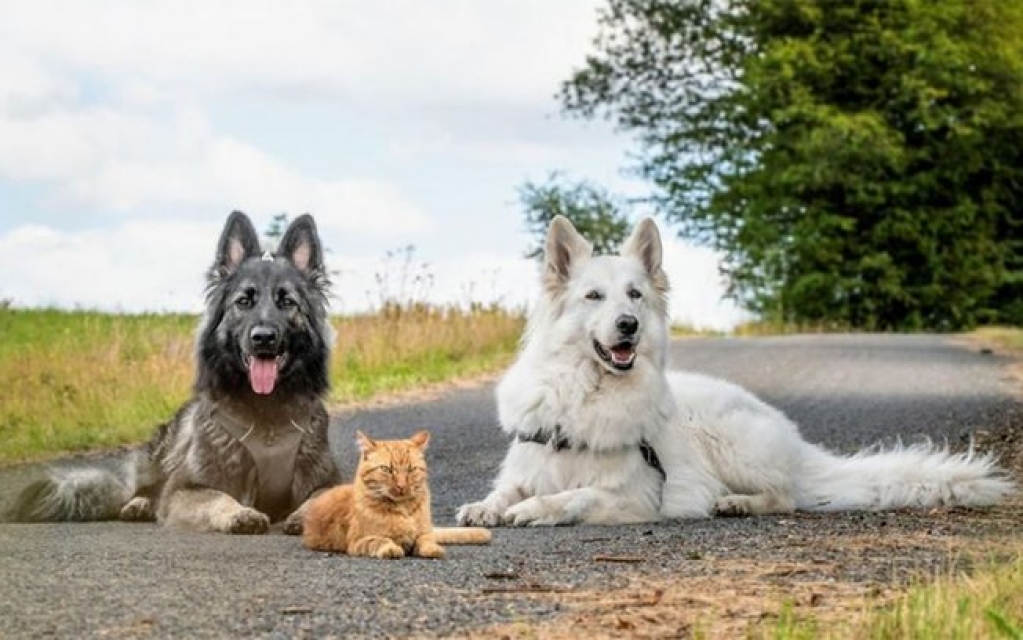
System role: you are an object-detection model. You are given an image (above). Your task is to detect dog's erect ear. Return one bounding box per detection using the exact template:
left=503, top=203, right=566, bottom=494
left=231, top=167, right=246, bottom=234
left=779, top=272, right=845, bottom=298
left=544, top=215, right=593, bottom=293
left=409, top=430, right=430, bottom=451
left=277, top=214, right=325, bottom=276
left=213, top=211, right=261, bottom=278
left=621, top=218, right=663, bottom=276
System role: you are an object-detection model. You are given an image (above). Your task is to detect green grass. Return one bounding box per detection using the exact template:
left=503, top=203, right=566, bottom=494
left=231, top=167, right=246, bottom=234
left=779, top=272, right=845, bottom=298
left=329, top=306, right=523, bottom=402
left=769, top=557, right=1023, bottom=640
left=972, top=326, right=1023, bottom=351
left=0, top=306, right=523, bottom=463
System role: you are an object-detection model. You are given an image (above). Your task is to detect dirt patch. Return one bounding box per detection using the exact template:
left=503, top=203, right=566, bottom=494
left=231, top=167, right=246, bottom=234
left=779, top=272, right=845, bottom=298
left=466, top=562, right=897, bottom=639
left=463, top=513, right=1020, bottom=639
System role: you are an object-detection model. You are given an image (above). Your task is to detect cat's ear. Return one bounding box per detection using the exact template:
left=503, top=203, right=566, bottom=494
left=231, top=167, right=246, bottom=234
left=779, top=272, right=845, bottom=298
left=355, top=431, right=377, bottom=457
left=409, top=430, right=430, bottom=450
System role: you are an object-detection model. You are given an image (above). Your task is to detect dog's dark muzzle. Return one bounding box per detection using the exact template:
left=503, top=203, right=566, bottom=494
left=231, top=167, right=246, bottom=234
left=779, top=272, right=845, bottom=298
left=249, top=326, right=281, bottom=357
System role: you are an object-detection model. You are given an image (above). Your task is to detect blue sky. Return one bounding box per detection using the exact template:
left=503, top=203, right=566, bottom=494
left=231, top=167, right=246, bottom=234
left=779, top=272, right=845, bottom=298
left=0, top=0, right=747, bottom=329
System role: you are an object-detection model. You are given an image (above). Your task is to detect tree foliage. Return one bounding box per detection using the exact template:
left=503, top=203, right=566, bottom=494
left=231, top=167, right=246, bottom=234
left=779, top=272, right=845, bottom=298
left=563, top=0, right=1023, bottom=329
left=519, top=173, right=632, bottom=259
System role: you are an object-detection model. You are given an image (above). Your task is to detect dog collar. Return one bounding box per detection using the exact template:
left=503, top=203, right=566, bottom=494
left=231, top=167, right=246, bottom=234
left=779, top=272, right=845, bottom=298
left=515, top=426, right=666, bottom=480
left=516, top=424, right=573, bottom=452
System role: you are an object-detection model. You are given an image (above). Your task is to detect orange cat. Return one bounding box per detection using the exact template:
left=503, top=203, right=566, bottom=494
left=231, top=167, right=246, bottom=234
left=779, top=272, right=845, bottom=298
left=302, top=430, right=491, bottom=558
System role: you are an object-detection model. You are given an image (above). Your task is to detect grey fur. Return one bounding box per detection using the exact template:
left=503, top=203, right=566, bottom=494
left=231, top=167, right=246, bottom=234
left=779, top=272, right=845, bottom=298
left=10, top=212, right=341, bottom=534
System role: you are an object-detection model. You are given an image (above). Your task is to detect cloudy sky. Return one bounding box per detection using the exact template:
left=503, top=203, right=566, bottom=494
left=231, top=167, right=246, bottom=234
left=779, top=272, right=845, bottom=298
left=0, top=0, right=747, bottom=329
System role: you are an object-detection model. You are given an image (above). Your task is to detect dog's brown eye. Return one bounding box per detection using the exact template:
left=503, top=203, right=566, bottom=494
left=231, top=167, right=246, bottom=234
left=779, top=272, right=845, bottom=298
left=628, top=288, right=643, bottom=300
left=279, top=296, right=297, bottom=309
left=585, top=290, right=604, bottom=301
left=236, top=296, right=253, bottom=309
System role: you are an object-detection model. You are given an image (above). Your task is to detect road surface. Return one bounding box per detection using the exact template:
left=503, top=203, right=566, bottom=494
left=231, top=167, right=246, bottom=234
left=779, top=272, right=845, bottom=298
left=1, top=334, right=1019, bottom=638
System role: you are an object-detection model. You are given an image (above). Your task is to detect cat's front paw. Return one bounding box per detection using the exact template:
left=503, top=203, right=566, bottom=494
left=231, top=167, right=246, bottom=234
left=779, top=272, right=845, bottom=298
left=373, top=541, right=405, bottom=559
left=282, top=510, right=304, bottom=535
left=504, top=497, right=570, bottom=527
left=456, top=501, right=504, bottom=527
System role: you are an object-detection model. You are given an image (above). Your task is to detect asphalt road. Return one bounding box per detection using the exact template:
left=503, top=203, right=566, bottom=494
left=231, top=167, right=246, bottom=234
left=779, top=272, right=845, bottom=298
left=1, top=334, right=1020, bottom=639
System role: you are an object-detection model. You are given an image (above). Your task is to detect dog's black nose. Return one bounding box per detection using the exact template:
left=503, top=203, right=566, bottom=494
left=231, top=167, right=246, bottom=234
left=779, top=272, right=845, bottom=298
left=250, top=326, right=279, bottom=350
left=616, top=314, right=639, bottom=336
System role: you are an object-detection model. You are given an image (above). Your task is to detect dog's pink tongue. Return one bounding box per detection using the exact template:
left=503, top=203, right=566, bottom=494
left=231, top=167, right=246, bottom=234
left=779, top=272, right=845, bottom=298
left=248, top=358, right=278, bottom=395
left=611, top=346, right=634, bottom=364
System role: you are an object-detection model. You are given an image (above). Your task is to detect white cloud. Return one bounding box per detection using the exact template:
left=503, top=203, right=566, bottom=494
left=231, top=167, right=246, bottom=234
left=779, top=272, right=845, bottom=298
left=0, top=1, right=601, bottom=108
left=0, top=1, right=749, bottom=329
left=0, top=1, right=615, bottom=170
left=0, top=221, right=215, bottom=312
left=661, top=238, right=751, bottom=331
left=0, top=0, right=612, bottom=220
left=0, top=99, right=431, bottom=233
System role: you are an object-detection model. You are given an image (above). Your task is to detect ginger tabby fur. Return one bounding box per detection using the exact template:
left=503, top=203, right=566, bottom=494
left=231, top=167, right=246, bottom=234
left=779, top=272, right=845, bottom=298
left=303, top=430, right=491, bottom=559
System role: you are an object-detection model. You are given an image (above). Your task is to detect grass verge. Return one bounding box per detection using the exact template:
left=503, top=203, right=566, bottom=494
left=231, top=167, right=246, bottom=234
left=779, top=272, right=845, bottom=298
left=971, top=326, right=1023, bottom=352
left=773, top=556, right=1023, bottom=640
left=0, top=306, right=523, bottom=463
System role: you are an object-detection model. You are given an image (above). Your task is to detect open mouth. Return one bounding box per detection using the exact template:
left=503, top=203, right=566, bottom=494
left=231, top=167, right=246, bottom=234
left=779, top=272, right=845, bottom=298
left=245, top=354, right=286, bottom=395
left=593, top=339, right=637, bottom=371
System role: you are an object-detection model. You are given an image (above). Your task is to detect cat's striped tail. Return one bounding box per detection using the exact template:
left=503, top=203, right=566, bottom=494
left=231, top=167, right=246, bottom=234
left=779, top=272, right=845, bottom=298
left=434, top=526, right=492, bottom=544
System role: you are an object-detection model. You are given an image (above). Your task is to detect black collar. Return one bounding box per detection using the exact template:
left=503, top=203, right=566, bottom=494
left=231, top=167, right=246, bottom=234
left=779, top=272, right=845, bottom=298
left=515, top=425, right=665, bottom=480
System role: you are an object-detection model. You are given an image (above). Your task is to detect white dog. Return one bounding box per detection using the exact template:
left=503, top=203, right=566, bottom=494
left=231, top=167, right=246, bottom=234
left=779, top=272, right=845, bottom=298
left=456, top=216, right=1014, bottom=526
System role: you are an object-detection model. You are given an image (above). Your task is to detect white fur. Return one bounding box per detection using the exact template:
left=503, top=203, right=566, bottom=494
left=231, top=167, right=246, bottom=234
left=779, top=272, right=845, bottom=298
left=456, top=217, right=1014, bottom=527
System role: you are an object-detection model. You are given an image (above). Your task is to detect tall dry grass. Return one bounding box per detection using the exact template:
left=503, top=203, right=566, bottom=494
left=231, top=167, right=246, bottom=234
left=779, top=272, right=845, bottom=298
left=330, top=303, right=523, bottom=401
left=0, top=306, right=523, bottom=463
left=0, top=310, right=195, bottom=462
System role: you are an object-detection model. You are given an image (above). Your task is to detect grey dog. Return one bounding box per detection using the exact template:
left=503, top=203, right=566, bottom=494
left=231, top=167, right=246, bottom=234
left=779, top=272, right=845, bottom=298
left=11, top=212, right=341, bottom=534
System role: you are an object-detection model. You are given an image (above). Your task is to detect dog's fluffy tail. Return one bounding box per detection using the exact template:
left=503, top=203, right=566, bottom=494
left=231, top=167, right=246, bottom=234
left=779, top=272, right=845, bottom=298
left=7, top=451, right=143, bottom=522
left=433, top=526, right=492, bottom=545
left=795, top=441, right=1015, bottom=512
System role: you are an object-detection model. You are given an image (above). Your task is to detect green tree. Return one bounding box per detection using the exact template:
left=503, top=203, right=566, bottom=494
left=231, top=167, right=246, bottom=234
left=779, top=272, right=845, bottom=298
left=563, top=0, right=1023, bottom=329
left=520, top=173, right=632, bottom=259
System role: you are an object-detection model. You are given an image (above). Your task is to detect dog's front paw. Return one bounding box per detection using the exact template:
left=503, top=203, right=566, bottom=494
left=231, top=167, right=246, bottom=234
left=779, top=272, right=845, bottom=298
left=456, top=501, right=504, bottom=527
left=119, top=497, right=155, bottom=522
left=219, top=507, right=271, bottom=534
left=504, top=497, right=568, bottom=527
left=714, top=495, right=752, bottom=517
